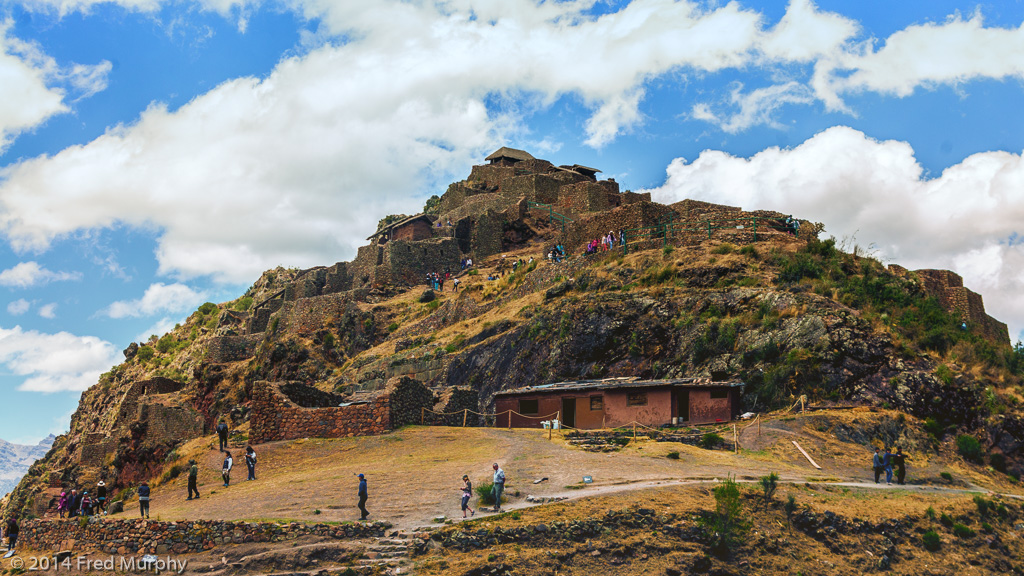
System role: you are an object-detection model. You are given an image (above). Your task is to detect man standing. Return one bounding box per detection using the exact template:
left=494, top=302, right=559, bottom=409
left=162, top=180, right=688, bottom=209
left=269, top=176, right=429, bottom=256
left=491, top=463, right=505, bottom=512
left=138, top=482, right=150, bottom=519
left=883, top=447, right=894, bottom=485
left=5, top=517, right=18, bottom=552
left=95, top=481, right=107, bottom=515
left=894, top=447, right=909, bottom=485
left=216, top=420, right=229, bottom=451
left=872, top=447, right=883, bottom=484
left=187, top=459, right=200, bottom=500
left=357, top=474, right=369, bottom=521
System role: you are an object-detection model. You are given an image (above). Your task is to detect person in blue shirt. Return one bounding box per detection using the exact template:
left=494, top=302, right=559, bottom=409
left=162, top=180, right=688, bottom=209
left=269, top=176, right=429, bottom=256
left=357, top=474, right=369, bottom=520
left=491, top=463, right=505, bottom=512
left=872, top=447, right=883, bottom=484
left=883, top=447, right=894, bottom=485
left=138, top=482, right=151, bottom=519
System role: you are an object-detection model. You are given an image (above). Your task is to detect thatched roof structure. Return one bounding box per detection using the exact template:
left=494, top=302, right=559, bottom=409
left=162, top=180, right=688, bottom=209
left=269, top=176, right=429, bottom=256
left=485, top=147, right=534, bottom=163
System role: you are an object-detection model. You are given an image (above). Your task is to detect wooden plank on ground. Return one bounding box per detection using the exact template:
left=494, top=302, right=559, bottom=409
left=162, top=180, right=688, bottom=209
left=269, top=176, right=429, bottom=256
left=792, top=440, right=822, bottom=469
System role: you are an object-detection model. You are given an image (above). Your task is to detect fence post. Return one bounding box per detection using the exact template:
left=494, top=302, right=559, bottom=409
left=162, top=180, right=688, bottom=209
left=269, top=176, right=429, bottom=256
left=753, top=217, right=758, bottom=242
left=633, top=422, right=637, bottom=441
left=623, top=231, right=628, bottom=255
left=463, top=409, right=468, bottom=427
left=508, top=410, right=512, bottom=430
left=758, top=415, right=761, bottom=437
left=734, top=424, right=738, bottom=453
left=420, top=407, right=424, bottom=426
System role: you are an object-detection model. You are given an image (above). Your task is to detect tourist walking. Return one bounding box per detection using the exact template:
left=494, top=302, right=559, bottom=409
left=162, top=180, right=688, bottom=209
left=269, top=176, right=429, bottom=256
left=96, top=481, right=107, bottom=515
left=491, top=463, right=505, bottom=512
left=459, top=475, right=475, bottom=518
left=57, top=491, right=67, bottom=518
left=883, top=447, right=894, bottom=485
left=216, top=419, right=229, bottom=451
left=67, top=489, right=79, bottom=518
left=894, top=447, right=909, bottom=485
left=5, top=517, right=18, bottom=551
left=222, top=451, right=233, bottom=487
left=872, top=447, right=883, bottom=484
left=187, top=459, right=200, bottom=500
left=245, top=445, right=257, bottom=480
left=357, top=473, right=369, bottom=520
left=138, top=482, right=150, bottom=519
left=79, top=491, right=92, bottom=517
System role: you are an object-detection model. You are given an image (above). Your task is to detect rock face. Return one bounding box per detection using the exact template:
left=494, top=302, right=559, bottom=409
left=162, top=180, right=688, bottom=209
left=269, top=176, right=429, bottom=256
left=0, top=435, right=54, bottom=496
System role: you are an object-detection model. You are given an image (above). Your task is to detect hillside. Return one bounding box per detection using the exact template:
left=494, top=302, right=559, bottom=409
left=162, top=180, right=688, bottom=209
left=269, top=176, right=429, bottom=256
left=4, top=147, right=1022, bottom=540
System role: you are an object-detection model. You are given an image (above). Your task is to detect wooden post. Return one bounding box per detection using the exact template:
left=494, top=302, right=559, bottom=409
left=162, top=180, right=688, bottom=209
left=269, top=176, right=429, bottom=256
left=801, top=397, right=805, bottom=413
left=734, top=424, right=738, bottom=453
left=549, top=418, right=553, bottom=441
left=633, top=422, right=636, bottom=441
left=758, top=415, right=761, bottom=437
left=508, top=410, right=512, bottom=430
left=462, top=409, right=468, bottom=427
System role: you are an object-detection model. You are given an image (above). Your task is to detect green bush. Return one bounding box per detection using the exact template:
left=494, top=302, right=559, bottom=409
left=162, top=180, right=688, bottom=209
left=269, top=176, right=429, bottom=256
left=475, top=480, right=505, bottom=506
left=699, top=475, right=749, bottom=557
left=387, top=322, right=400, bottom=333
left=156, top=334, right=176, bottom=353
left=759, top=472, right=779, bottom=504
left=990, top=452, right=1007, bottom=473
left=973, top=495, right=991, bottom=517
left=711, top=243, right=735, bottom=255
left=956, top=435, right=983, bottom=464
left=940, top=471, right=953, bottom=481
left=468, top=269, right=479, bottom=276
left=232, top=296, right=253, bottom=311
left=939, top=513, right=954, bottom=527
left=981, top=521, right=993, bottom=533
left=922, top=529, right=941, bottom=551
left=925, top=506, right=936, bottom=521
left=135, top=346, right=154, bottom=362
left=666, top=451, right=680, bottom=460
left=700, top=433, right=724, bottom=449
left=952, top=523, right=975, bottom=538
left=198, top=302, right=218, bottom=315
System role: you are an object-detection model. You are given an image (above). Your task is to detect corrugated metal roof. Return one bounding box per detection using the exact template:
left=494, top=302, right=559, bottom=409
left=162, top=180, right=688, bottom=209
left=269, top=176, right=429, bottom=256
left=494, top=377, right=744, bottom=397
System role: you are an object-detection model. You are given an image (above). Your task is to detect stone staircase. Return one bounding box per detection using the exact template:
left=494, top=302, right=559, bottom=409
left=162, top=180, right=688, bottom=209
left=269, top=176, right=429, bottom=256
left=355, top=528, right=433, bottom=574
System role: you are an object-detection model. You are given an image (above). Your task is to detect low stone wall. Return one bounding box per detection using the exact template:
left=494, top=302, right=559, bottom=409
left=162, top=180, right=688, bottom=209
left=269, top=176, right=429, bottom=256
left=19, top=518, right=389, bottom=555
left=204, top=335, right=264, bottom=363
left=250, top=380, right=390, bottom=443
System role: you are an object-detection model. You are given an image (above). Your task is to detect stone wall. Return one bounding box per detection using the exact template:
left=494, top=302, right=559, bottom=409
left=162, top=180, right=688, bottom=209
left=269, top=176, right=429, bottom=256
left=431, top=387, right=481, bottom=427
left=501, top=174, right=562, bottom=204
left=137, top=402, right=204, bottom=446
left=386, top=377, right=436, bottom=429
left=557, top=181, right=614, bottom=214
left=393, top=219, right=433, bottom=242
left=468, top=165, right=516, bottom=188
left=205, top=335, right=264, bottom=363
left=566, top=202, right=676, bottom=252
left=274, top=293, right=360, bottom=336
left=19, top=517, right=388, bottom=555
left=279, top=382, right=346, bottom=408
left=79, top=433, right=116, bottom=468
left=898, top=268, right=1010, bottom=345
left=249, top=380, right=390, bottom=443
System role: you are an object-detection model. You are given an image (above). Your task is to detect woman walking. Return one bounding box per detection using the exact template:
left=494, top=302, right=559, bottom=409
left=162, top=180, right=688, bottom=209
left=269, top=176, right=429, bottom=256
left=222, top=451, right=233, bottom=487
left=245, top=446, right=257, bottom=481
left=459, top=475, right=475, bottom=518
left=138, top=482, right=150, bottom=519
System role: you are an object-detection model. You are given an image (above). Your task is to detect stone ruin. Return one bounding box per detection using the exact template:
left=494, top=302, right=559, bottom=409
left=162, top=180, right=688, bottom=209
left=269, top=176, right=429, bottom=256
left=889, top=265, right=1010, bottom=344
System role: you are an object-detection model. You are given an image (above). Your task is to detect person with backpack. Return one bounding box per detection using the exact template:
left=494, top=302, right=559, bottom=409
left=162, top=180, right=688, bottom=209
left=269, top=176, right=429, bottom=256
left=245, top=446, right=257, bottom=481
left=138, top=482, right=150, bottom=519
left=57, top=492, right=67, bottom=518
left=357, top=473, right=369, bottom=521
left=5, top=517, right=18, bottom=551
left=872, top=447, right=883, bottom=484
left=95, top=481, right=107, bottom=515
left=222, top=451, right=233, bottom=487
left=79, top=491, right=92, bottom=517
left=186, top=459, right=200, bottom=500
left=216, top=420, right=229, bottom=451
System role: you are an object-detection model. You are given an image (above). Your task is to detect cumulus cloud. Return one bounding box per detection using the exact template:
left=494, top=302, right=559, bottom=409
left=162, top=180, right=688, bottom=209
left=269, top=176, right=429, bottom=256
left=691, top=82, right=814, bottom=133
left=37, top=303, right=57, bottom=318
left=6, top=299, right=29, bottom=315
left=0, top=325, right=120, bottom=392
left=0, top=261, right=81, bottom=288
left=646, top=126, right=1024, bottom=338
left=102, top=282, right=205, bottom=318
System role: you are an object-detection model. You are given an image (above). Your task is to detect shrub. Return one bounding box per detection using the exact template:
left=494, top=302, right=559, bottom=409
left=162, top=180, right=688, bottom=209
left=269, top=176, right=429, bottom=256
left=700, top=433, right=724, bottom=449
left=759, top=472, right=779, bottom=504
left=973, top=495, right=991, bottom=517
left=387, top=322, right=400, bottom=333
left=663, top=245, right=675, bottom=257
left=699, top=475, right=749, bottom=557
left=981, top=521, right=993, bottom=533
left=135, top=346, right=155, bottom=362
left=666, top=451, right=680, bottom=460
left=990, top=452, right=1007, bottom=473
left=952, top=523, right=975, bottom=538
left=475, top=480, right=505, bottom=506
left=468, top=269, right=479, bottom=276
left=922, top=529, right=941, bottom=551
left=160, top=464, right=183, bottom=484
left=711, top=243, right=735, bottom=255
left=939, top=513, right=954, bottom=527
left=156, top=334, right=176, bottom=354
left=925, top=506, right=936, bottom=521
left=940, top=471, right=953, bottom=481
left=198, top=302, right=218, bottom=315
left=232, top=296, right=253, bottom=311
left=784, top=495, right=797, bottom=521
left=956, top=435, right=983, bottom=464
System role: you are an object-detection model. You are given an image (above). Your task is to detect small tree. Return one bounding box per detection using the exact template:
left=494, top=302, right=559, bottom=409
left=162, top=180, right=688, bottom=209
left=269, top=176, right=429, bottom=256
left=699, top=475, right=750, bottom=558
left=956, top=435, right=983, bottom=463
left=784, top=495, right=797, bottom=532
left=759, top=472, right=779, bottom=505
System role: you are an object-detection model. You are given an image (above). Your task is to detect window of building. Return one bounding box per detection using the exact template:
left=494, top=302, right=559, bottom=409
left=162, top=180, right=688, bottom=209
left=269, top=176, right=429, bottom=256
left=519, top=399, right=539, bottom=414
left=626, top=392, right=648, bottom=406
left=710, top=389, right=728, bottom=399
left=590, top=396, right=603, bottom=411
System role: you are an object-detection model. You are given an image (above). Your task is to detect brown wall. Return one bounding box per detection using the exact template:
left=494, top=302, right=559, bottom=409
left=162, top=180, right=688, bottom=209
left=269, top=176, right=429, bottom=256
left=250, top=381, right=390, bottom=443
left=393, top=219, right=433, bottom=242
left=495, top=386, right=737, bottom=429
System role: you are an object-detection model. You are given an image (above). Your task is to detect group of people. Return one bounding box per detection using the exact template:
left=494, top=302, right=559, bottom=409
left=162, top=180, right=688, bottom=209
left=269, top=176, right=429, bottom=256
left=56, top=481, right=108, bottom=518
left=545, top=244, right=566, bottom=263
left=357, top=462, right=507, bottom=523
left=783, top=215, right=801, bottom=236
left=872, top=446, right=910, bottom=485
left=459, top=257, right=474, bottom=270
left=426, top=271, right=454, bottom=292
left=584, top=230, right=623, bottom=254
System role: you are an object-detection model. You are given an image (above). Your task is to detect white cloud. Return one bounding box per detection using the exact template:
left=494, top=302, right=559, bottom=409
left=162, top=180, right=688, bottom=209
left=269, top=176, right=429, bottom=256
left=0, top=21, right=68, bottom=153
left=6, top=299, right=29, bottom=315
left=102, top=282, right=205, bottom=318
left=691, top=81, right=814, bottom=133
left=0, top=325, right=120, bottom=392
left=646, top=125, right=1024, bottom=339
left=136, top=316, right=180, bottom=342
left=0, top=261, right=81, bottom=288
left=37, top=303, right=57, bottom=318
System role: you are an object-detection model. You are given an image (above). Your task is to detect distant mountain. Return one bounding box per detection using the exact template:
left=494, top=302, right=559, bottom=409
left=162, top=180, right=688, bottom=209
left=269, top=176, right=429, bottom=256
left=0, top=435, right=55, bottom=496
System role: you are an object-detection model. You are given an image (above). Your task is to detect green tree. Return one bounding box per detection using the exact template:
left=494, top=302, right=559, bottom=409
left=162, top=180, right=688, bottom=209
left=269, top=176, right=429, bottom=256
left=699, top=475, right=750, bottom=557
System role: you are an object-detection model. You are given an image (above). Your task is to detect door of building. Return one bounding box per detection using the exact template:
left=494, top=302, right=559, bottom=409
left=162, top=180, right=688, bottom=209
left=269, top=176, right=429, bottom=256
left=677, top=390, right=690, bottom=423
left=562, top=397, right=576, bottom=428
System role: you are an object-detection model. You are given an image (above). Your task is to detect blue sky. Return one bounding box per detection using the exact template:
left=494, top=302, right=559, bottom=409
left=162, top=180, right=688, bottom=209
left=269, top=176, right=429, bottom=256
left=0, top=0, right=1023, bottom=444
